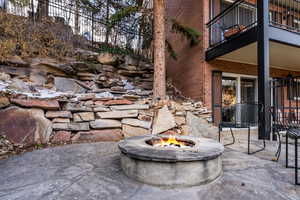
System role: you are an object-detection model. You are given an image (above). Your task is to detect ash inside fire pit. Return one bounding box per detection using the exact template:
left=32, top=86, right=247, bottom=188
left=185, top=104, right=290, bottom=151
left=119, top=135, right=224, bottom=187
left=146, top=136, right=195, bottom=148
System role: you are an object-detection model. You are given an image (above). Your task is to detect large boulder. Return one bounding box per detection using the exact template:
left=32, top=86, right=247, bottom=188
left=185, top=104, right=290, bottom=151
left=186, top=112, right=218, bottom=139
left=0, top=107, right=52, bottom=144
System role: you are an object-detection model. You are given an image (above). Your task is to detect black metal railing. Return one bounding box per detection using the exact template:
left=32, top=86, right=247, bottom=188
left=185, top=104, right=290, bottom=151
left=271, top=76, right=300, bottom=132
left=207, top=0, right=257, bottom=47
left=207, top=0, right=300, bottom=48
left=270, top=76, right=300, bottom=185
left=269, top=0, right=300, bottom=33
left=1, top=0, right=153, bottom=59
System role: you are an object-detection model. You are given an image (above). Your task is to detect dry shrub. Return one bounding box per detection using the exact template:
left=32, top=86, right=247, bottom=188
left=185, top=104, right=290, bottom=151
left=0, top=12, right=76, bottom=61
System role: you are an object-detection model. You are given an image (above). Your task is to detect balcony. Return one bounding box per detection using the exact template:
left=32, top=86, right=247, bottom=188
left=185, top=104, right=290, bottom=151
left=206, top=0, right=300, bottom=61
left=206, top=0, right=300, bottom=140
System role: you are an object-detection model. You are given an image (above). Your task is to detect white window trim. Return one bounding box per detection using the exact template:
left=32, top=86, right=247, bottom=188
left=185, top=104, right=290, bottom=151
left=222, top=72, right=258, bottom=104
left=221, top=73, right=258, bottom=130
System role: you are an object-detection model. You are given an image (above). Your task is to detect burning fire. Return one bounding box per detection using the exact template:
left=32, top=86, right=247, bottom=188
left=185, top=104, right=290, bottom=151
left=155, top=136, right=187, bottom=148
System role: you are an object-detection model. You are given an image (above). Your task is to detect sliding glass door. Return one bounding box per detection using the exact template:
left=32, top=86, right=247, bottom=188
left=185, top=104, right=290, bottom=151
left=241, top=78, right=256, bottom=103
left=221, top=74, right=257, bottom=123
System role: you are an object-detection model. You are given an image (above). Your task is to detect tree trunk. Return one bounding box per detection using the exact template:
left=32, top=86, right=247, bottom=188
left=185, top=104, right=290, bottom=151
left=37, top=0, right=49, bottom=19
left=153, top=0, right=166, bottom=102
left=74, top=0, right=80, bottom=35
left=105, top=0, right=110, bottom=44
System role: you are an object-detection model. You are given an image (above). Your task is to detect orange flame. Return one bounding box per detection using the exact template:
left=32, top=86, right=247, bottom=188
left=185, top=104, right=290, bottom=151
left=159, top=136, right=185, bottom=147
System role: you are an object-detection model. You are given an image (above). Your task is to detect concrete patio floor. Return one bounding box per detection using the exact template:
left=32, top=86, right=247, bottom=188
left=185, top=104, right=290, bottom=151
left=0, top=130, right=300, bottom=200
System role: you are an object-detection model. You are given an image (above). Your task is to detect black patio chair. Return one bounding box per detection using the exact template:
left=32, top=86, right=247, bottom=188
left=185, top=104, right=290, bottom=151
left=271, top=107, right=300, bottom=185
left=219, top=103, right=266, bottom=154
left=286, top=128, right=300, bottom=185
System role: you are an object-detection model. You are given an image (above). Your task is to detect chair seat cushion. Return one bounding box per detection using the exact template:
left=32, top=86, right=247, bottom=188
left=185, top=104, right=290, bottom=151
left=287, top=128, right=300, bottom=139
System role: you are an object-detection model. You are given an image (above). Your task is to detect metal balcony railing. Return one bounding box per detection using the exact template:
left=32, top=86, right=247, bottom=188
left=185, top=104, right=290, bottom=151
left=207, top=0, right=257, bottom=47
left=269, top=0, right=300, bottom=33
left=207, top=0, right=300, bottom=48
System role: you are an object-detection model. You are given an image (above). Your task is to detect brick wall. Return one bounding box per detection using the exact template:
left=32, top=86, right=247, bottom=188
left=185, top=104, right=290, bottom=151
left=165, top=0, right=206, bottom=100
left=165, top=0, right=300, bottom=110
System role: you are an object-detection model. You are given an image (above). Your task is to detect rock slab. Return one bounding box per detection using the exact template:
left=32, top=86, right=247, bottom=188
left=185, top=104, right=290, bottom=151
left=96, top=110, right=138, bottom=119
left=121, top=118, right=151, bottom=129
left=122, top=124, right=149, bottom=138
left=46, top=111, right=72, bottom=118
left=52, top=123, right=90, bottom=131
left=54, top=77, right=86, bottom=93
left=152, top=105, right=176, bottom=134
left=110, top=104, right=149, bottom=110
left=11, top=99, right=60, bottom=110
left=90, top=119, right=122, bottom=129
left=186, top=112, right=218, bottom=139
left=0, top=97, right=10, bottom=108
left=73, top=112, right=95, bottom=122
left=51, top=131, right=71, bottom=143
left=0, top=107, right=52, bottom=144
left=77, top=129, right=123, bottom=141
left=104, top=99, right=133, bottom=106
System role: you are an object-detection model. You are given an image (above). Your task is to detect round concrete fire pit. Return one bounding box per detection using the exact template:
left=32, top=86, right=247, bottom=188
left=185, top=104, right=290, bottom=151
left=118, top=135, right=224, bottom=187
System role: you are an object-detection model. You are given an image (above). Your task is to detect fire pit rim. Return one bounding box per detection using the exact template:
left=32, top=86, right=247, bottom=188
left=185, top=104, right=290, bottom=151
left=118, top=135, right=224, bottom=162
